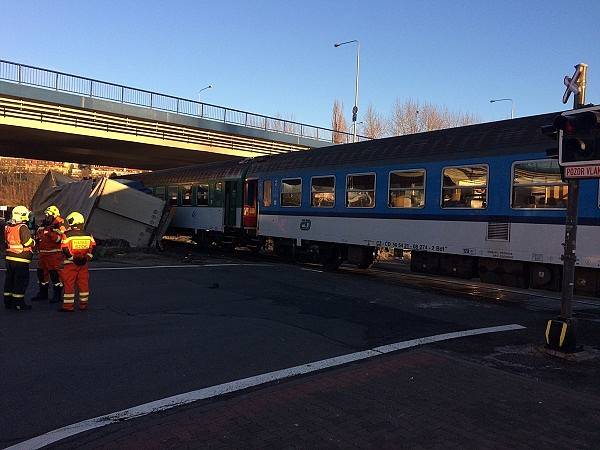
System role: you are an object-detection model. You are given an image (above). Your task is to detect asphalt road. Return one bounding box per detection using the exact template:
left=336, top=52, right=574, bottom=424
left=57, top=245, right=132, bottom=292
left=1, top=252, right=599, bottom=447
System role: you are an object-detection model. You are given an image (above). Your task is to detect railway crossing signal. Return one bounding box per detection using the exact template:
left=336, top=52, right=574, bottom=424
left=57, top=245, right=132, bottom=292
left=542, top=63, right=592, bottom=354
left=555, top=106, right=600, bottom=169
left=562, top=65, right=584, bottom=105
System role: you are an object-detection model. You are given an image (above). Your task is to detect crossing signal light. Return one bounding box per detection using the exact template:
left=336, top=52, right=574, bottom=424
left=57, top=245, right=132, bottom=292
left=555, top=106, right=600, bottom=166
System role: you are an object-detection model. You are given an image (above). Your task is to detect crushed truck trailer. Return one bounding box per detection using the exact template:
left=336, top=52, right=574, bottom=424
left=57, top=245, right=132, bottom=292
left=31, top=171, right=170, bottom=247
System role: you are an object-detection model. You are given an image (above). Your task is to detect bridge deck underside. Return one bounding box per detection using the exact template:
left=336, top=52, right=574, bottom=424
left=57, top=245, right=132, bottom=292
left=0, top=124, right=237, bottom=170
left=0, top=95, right=312, bottom=170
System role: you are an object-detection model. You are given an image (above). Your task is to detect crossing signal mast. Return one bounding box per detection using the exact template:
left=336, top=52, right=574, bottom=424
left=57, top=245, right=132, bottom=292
left=544, top=63, right=599, bottom=353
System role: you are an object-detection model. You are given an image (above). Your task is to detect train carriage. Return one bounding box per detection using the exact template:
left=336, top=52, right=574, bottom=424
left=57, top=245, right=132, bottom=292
left=127, top=112, right=600, bottom=296
left=247, top=112, right=600, bottom=294
left=125, top=159, right=260, bottom=248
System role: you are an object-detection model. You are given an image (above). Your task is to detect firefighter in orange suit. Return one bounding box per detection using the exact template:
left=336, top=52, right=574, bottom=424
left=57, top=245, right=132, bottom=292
left=59, top=212, right=96, bottom=312
left=3, top=206, right=35, bottom=311
left=32, top=205, right=66, bottom=304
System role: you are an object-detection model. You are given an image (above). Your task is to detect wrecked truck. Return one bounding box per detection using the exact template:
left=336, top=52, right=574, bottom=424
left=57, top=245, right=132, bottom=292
left=31, top=171, right=170, bottom=248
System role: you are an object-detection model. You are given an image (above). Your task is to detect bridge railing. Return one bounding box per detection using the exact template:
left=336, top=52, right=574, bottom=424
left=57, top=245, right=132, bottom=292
left=0, top=59, right=367, bottom=144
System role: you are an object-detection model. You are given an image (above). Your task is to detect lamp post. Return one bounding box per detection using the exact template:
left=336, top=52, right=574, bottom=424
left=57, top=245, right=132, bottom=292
left=355, top=121, right=364, bottom=139
left=334, top=39, right=360, bottom=143
left=490, top=98, right=514, bottom=119
left=198, top=84, right=213, bottom=101
left=197, top=85, right=213, bottom=117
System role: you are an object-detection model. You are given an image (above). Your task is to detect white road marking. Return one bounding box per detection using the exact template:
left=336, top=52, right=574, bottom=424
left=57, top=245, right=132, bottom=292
left=300, top=267, right=324, bottom=273
left=88, top=263, right=271, bottom=271
left=0, top=263, right=272, bottom=273
left=371, top=324, right=525, bottom=353
left=7, top=323, right=525, bottom=450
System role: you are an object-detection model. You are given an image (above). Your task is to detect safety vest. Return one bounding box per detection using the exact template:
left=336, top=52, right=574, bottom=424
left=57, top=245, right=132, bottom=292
left=62, top=228, right=96, bottom=265
left=5, top=223, right=34, bottom=263
left=37, top=217, right=66, bottom=253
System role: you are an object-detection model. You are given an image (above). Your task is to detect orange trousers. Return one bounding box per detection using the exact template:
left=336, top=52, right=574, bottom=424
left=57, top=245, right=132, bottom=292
left=38, top=252, right=63, bottom=285
left=60, top=263, right=90, bottom=310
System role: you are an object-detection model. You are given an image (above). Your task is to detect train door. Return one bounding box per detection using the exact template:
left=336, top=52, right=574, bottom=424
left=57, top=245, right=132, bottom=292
left=224, top=181, right=239, bottom=227
left=243, top=179, right=258, bottom=228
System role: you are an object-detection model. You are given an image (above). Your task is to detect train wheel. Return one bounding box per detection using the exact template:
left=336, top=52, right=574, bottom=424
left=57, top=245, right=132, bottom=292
left=530, top=264, right=561, bottom=291
left=356, top=258, right=374, bottom=270
left=347, top=245, right=374, bottom=269
left=440, top=255, right=476, bottom=279
left=321, top=246, right=343, bottom=271
left=191, top=231, right=210, bottom=250
left=410, top=251, right=440, bottom=274
left=245, top=237, right=264, bottom=255
left=574, top=268, right=600, bottom=297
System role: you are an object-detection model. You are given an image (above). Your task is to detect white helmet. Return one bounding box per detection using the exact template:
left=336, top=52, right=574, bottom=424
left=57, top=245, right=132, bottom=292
left=11, top=205, right=30, bottom=223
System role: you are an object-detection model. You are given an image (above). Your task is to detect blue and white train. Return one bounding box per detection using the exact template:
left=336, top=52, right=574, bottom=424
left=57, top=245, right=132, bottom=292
left=125, top=112, right=600, bottom=296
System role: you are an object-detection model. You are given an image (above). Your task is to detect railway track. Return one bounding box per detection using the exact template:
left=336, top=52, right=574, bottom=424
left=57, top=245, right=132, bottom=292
left=357, top=265, right=600, bottom=317
left=160, top=237, right=600, bottom=320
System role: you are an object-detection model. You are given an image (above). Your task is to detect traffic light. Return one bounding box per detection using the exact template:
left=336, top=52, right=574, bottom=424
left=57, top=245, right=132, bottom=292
left=555, top=106, right=600, bottom=166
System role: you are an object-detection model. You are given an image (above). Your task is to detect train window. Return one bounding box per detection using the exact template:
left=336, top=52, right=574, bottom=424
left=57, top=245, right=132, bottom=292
left=263, top=180, right=272, bottom=207
left=154, top=186, right=166, bottom=201
left=281, top=178, right=302, bottom=207
left=311, top=176, right=335, bottom=207
left=388, top=170, right=425, bottom=208
left=245, top=181, right=257, bottom=206
left=209, top=182, right=224, bottom=207
left=196, top=184, right=209, bottom=206
left=167, top=187, right=179, bottom=206
left=441, top=165, right=487, bottom=208
left=180, top=185, right=193, bottom=206
left=512, top=160, right=567, bottom=209
left=346, top=173, right=375, bottom=208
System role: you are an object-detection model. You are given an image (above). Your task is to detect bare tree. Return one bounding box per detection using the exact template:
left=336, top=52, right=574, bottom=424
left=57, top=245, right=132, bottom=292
left=283, top=113, right=297, bottom=134
left=455, top=111, right=478, bottom=127
left=389, top=98, right=478, bottom=136
left=332, top=99, right=349, bottom=144
left=0, top=168, right=44, bottom=207
left=271, top=113, right=284, bottom=132
left=389, top=99, right=421, bottom=136
left=419, top=102, right=446, bottom=132
left=362, top=104, right=386, bottom=139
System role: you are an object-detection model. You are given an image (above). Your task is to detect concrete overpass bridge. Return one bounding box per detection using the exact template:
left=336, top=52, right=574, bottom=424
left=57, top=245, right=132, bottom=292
left=0, top=60, right=361, bottom=170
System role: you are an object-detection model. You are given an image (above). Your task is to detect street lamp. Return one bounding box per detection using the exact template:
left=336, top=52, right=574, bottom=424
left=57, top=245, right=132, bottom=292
left=490, top=98, right=514, bottom=119
left=197, top=85, right=213, bottom=117
left=334, top=39, right=360, bottom=143
left=198, top=84, right=213, bottom=101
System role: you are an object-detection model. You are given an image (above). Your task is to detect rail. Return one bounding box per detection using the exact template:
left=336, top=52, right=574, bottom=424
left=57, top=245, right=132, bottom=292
left=0, top=59, right=367, bottom=145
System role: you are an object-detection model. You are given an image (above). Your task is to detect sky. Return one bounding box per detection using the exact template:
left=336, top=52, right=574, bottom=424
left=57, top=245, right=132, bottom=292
left=2, top=0, right=600, bottom=131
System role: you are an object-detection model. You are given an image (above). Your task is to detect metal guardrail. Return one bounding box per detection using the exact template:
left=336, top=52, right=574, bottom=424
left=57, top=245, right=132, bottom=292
left=0, top=59, right=366, bottom=145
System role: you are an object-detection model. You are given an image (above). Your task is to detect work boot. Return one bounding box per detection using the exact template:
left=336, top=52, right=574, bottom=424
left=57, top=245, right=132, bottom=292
left=58, top=301, right=74, bottom=312
left=4, top=296, right=14, bottom=310
left=14, top=301, right=32, bottom=311
left=31, top=285, right=49, bottom=302
left=50, top=286, right=62, bottom=304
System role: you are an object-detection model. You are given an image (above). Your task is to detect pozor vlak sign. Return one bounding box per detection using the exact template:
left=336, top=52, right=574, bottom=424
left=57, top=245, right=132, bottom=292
left=564, top=164, right=600, bottom=178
